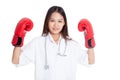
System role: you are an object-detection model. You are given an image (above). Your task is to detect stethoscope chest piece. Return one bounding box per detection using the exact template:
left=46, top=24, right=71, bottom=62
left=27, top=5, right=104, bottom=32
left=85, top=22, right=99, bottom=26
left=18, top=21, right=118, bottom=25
left=57, top=52, right=67, bottom=57
left=44, top=65, right=49, bottom=70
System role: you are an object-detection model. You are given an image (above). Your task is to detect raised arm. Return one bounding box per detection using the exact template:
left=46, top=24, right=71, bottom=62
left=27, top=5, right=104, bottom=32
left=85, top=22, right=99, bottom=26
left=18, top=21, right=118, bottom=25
left=78, top=18, right=95, bottom=64
left=12, top=47, right=21, bottom=64
left=88, top=48, right=95, bottom=64
left=11, top=17, right=33, bottom=64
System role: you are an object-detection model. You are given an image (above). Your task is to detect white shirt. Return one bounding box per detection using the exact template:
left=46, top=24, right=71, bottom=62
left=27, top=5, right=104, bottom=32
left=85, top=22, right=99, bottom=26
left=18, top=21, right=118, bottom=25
left=17, top=33, right=88, bottom=80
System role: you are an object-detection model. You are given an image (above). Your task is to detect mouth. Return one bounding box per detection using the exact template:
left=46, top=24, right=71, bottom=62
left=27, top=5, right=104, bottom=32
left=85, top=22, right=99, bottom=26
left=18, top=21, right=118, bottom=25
left=53, top=28, right=60, bottom=31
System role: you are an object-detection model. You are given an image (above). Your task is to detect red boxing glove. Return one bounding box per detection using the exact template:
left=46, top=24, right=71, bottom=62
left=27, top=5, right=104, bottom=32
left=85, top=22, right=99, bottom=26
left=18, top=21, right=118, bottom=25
left=78, top=19, right=95, bottom=48
left=12, top=17, right=33, bottom=47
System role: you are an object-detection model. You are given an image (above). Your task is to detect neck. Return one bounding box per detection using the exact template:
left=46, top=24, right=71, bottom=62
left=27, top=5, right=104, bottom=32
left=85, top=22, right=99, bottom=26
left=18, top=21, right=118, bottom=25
left=50, top=33, right=60, bottom=44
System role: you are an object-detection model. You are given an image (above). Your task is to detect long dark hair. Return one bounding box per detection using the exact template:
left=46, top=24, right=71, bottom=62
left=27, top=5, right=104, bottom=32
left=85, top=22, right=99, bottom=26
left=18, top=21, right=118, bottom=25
left=42, top=6, right=71, bottom=40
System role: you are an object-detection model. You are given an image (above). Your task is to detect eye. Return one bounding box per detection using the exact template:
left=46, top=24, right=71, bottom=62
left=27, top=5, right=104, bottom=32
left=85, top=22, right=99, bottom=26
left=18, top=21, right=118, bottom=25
left=49, top=19, right=55, bottom=22
left=58, top=20, right=62, bottom=23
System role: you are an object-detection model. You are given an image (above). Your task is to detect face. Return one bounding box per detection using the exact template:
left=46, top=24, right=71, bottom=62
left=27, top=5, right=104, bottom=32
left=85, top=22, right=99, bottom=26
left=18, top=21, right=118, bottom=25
left=48, top=12, right=65, bottom=35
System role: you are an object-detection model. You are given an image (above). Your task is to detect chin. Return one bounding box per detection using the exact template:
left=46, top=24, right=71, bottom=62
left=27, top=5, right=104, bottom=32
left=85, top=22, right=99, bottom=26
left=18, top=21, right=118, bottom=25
left=51, top=32, right=61, bottom=35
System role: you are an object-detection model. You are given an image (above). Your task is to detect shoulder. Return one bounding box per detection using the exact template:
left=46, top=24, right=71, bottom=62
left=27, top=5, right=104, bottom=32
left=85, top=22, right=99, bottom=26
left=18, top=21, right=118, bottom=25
left=67, top=39, right=81, bottom=48
left=22, top=36, right=45, bottom=50
left=28, top=36, right=45, bottom=45
left=31, top=36, right=45, bottom=41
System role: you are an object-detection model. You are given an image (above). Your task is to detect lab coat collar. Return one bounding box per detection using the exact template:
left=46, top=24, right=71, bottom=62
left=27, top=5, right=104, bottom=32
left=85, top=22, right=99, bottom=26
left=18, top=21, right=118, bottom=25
left=47, top=33, right=62, bottom=43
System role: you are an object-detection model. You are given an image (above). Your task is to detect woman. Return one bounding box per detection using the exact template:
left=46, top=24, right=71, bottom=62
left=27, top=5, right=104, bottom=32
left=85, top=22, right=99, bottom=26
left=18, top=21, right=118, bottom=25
left=12, top=6, right=95, bottom=80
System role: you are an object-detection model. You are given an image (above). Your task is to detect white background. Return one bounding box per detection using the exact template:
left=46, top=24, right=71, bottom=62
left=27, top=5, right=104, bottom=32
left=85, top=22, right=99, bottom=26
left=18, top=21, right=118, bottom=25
left=0, top=0, right=120, bottom=80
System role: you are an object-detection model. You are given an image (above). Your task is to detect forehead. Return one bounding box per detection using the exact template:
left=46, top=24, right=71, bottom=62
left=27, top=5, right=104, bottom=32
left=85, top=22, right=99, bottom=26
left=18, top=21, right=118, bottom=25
left=50, top=12, right=64, bottom=19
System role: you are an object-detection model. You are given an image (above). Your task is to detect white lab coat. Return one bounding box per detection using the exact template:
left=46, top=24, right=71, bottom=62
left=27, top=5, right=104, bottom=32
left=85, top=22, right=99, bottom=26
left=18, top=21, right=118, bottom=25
left=17, top=33, right=88, bottom=80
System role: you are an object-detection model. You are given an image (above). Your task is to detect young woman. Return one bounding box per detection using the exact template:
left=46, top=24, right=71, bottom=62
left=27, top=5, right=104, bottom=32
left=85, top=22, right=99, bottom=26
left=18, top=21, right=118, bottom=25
left=12, top=6, right=95, bottom=80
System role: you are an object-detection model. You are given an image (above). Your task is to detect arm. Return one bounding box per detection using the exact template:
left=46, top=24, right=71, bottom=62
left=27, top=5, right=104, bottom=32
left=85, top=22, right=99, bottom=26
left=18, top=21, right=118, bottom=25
left=78, top=19, right=95, bottom=64
left=11, top=17, right=33, bottom=64
left=88, top=48, right=95, bottom=64
left=12, top=47, right=21, bottom=64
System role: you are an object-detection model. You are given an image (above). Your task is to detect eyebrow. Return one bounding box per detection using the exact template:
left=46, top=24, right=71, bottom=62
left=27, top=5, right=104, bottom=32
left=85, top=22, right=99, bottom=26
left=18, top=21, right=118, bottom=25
left=49, top=18, right=64, bottom=20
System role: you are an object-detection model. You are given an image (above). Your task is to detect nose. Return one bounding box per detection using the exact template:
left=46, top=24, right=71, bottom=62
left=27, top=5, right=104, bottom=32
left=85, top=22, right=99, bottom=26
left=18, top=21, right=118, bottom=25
left=54, top=21, right=58, bottom=27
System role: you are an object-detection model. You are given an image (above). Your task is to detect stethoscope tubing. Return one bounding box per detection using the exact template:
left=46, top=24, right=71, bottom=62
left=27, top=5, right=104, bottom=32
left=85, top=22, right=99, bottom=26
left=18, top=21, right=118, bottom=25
left=44, top=36, right=67, bottom=70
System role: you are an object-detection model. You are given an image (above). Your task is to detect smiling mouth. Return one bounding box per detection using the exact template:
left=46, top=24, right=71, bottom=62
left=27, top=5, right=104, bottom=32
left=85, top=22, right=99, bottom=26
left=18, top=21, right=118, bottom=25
left=53, top=28, right=60, bottom=31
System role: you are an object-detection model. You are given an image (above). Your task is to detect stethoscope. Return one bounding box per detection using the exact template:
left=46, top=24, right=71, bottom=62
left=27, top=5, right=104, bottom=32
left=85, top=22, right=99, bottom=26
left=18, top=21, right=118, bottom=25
left=44, top=36, right=67, bottom=70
